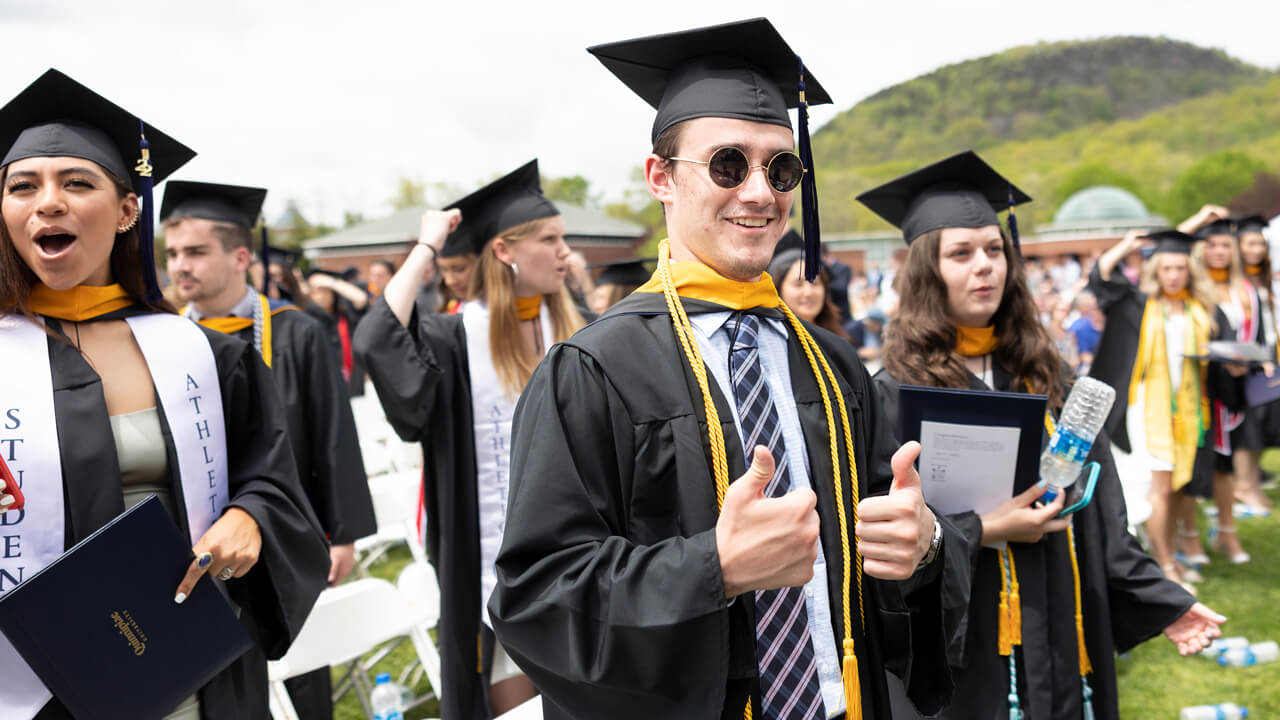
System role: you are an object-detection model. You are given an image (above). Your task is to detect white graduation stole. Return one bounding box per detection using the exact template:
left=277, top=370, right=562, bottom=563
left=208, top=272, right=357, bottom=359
left=460, top=299, right=552, bottom=628
left=0, top=313, right=228, bottom=718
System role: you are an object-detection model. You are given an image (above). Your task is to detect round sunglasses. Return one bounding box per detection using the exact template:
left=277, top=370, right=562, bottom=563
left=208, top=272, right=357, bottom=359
left=667, top=147, right=806, bottom=193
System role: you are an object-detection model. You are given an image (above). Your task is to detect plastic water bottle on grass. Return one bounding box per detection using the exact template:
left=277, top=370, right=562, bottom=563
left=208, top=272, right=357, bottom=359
left=372, top=672, right=405, bottom=720
left=1038, top=377, right=1116, bottom=497
left=1217, top=641, right=1279, bottom=667
left=1200, top=637, right=1249, bottom=657
left=1180, top=703, right=1248, bottom=719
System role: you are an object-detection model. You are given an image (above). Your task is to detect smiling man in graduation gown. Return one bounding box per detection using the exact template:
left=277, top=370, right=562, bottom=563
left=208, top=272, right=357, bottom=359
left=163, top=181, right=377, bottom=719
left=490, top=19, right=960, bottom=720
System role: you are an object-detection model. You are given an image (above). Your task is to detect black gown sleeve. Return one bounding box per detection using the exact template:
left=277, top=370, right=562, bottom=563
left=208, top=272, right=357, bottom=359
left=1208, top=306, right=1247, bottom=412
left=212, top=331, right=330, bottom=658
left=352, top=296, right=464, bottom=444
left=490, top=343, right=733, bottom=718
left=294, top=314, right=376, bottom=544
left=871, top=369, right=978, bottom=669
left=1086, top=432, right=1196, bottom=652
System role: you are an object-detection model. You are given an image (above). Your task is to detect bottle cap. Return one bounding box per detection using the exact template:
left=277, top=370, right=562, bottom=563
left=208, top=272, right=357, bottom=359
left=375, top=672, right=392, bottom=685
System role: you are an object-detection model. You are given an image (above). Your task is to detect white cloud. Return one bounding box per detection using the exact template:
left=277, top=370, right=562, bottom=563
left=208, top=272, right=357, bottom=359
left=1, top=0, right=1275, bottom=225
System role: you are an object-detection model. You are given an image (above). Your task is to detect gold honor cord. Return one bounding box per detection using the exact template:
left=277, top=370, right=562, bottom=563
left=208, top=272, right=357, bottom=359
left=654, top=239, right=865, bottom=720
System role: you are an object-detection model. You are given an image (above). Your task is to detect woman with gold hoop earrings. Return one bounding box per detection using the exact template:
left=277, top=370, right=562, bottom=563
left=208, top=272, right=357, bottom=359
left=0, top=70, right=328, bottom=720
left=353, top=160, right=584, bottom=719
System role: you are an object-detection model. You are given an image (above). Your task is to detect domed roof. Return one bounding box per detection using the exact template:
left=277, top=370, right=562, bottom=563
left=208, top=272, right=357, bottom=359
left=1053, top=186, right=1150, bottom=225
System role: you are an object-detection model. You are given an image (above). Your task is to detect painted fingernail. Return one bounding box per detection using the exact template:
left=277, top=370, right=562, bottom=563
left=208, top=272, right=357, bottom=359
left=174, top=592, right=187, bottom=604
left=196, top=552, right=213, bottom=569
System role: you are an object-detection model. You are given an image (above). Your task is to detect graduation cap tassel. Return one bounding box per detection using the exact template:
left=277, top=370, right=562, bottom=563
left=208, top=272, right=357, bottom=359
left=135, top=120, right=162, bottom=303
left=260, top=225, right=271, bottom=295
left=797, top=57, right=821, bottom=282
left=1007, top=185, right=1022, bottom=257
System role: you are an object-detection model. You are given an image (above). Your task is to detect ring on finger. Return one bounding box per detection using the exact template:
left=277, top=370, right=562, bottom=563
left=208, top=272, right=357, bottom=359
left=217, top=567, right=234, bottom=581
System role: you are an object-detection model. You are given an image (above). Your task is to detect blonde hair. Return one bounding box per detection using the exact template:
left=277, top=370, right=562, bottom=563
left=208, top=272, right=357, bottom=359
left=1138, top=251, right=1218, bottom=332
left=1193, top=233, right=1253, bottom=324
left=470, top=217, right=585, bottom=397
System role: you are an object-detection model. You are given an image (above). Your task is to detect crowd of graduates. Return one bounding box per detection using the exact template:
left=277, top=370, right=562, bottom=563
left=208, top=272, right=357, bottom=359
left=3, top=14, right=1278, bottom=720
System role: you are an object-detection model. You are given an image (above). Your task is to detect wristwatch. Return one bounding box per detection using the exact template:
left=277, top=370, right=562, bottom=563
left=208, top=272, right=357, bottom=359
left=917, top=515, right=943, bottom=569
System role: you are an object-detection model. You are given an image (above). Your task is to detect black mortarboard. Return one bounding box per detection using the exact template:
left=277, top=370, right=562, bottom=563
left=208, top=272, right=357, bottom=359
left=439, top=226, right=477, bottom=259
left=773, top=228, right=804, bottom=257
left=856, top=151, right=1032, bottom=248
left=443, top=160, right=559, bottom=255
left=593, top=258, right=654, bottom=287
left=266, top=246, right=302, bottom=268
left=589, top=18, right=831, bottom=281
left=1147, top=229, right=1199, bottom=255
left=1195, top=218, right=1234, bottom=239
left=0, top=69, right=196, bottom=302
left=1234, top=214, right=1268, bottom=235
left=160, top=181, right=267, bottom=230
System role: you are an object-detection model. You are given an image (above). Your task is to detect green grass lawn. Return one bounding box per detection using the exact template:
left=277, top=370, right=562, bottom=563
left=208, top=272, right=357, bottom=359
left=1116, top=459, right=1280, bottom=719
left=335, top=468, right=1280, bottom=719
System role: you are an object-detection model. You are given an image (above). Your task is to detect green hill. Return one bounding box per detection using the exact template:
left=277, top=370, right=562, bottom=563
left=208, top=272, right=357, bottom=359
left=813, top=37, right=1279, bottom=233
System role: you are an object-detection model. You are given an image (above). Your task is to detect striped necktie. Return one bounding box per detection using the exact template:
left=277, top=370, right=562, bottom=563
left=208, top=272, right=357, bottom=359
left=728, top=313, right=825, bottom=720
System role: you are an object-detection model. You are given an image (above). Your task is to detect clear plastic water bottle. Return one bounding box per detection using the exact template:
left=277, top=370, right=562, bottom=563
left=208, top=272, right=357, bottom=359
left=1217, top=641, right=1279, bottom=667
left=1039, top=377, right=1116, bottom=498
left=1200, top=636, right=1250, bottom=657
left=371, top=672, right=405, bottom=720
left=1180, top=703, right=1248, bottom=719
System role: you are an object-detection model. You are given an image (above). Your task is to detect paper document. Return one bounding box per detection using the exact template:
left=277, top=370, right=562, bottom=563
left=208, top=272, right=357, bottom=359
left=918, top=420, right=1022, bottom=516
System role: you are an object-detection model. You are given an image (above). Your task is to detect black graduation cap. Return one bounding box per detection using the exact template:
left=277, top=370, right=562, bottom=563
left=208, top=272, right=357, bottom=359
left=589, top=18, right=831, bottom=281
left=439, top=226, right=477, bottom=259
left=160, top=181, right=268, bottom=230
left=1195, top=218, right=1234, bottom=239
left=593, top=258, right=654, bottom=287
left=266, top=246, right=302, bottom=268
left=1146, top=229, right=1199, bottom=255
left=1234, top=214, right=1268, bottom=235
left=443, top=160, right=559, bottom=255
left=0, top=69, right=196, bottom=302
left=856, top=150, right=1031, bottom=248
left=774, top=228, right=804, bottom=257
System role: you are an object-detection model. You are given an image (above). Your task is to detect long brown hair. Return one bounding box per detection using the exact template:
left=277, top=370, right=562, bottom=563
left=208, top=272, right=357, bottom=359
left=882, top=228, right=1065, bottom=409
left=470, top=217, right=585, bottom=397
left=0, top=165, right=175, bottom=319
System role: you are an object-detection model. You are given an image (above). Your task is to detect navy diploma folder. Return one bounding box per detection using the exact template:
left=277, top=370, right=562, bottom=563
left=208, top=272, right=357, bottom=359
left=0, top=495, right=252, bottom=719
left=897, top=384, right=1048, bottom=499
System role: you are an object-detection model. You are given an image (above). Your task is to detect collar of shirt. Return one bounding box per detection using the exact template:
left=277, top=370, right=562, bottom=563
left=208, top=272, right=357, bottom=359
left=687, top=309, right=789, bottom=346
left=187, top=286, right=257, bottom=322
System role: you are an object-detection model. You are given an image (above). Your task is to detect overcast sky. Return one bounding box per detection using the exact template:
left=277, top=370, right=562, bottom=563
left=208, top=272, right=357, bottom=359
left=3, top=0, right=1276, bottom=226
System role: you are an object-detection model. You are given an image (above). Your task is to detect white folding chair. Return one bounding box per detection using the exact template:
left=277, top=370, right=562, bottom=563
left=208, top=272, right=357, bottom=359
left=267, top=578, right=423, bottom=720
left=356, top=471, right=422, bottom=571
left=393, top=560, right=444, bottom=707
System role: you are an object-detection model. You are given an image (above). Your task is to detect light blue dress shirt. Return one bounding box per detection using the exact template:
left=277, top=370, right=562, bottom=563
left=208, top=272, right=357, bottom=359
left=690, top=311, right=845, bottom=719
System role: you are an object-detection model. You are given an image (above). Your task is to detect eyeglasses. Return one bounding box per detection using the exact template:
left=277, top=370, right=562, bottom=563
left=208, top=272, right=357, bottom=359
left=667, top=147, right=806, bottom=193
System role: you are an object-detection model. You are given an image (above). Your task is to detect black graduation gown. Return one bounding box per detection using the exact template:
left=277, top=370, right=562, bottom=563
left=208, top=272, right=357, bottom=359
left=352, top=298, right=492, bottom=720
left=488, top=292, right=959, bottom=720
left=1212, top=282, right=1269, bottom=455
left=303, top=304, right=345, bottom=383
left=32, top=307, right=330, bottom=720
left=873, top=367, right=1196, bottom=720
left=1086, top=264, right=1242, bottom=494
left=226, top=305, right=376, bottom=546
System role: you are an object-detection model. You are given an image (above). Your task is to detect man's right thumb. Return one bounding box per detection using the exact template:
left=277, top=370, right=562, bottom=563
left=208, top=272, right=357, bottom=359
left=745, top=446, right=775, bottom=487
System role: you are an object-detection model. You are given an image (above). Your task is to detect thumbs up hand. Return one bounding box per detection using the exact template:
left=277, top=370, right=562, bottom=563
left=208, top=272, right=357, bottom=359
left=717, top=446, right=822, bottom=598
left=855, top=441, right=937, bottom=580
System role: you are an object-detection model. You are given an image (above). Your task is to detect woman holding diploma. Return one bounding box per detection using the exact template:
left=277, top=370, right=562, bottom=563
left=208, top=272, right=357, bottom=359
left=0, top=70, right=328, bottom=720
left=859, top=151, right=1223, bottom=720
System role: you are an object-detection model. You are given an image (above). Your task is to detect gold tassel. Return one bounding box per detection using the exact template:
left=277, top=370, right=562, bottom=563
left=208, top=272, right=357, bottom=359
left=477, top=632, right=483, bottom=674
left=997, top=549, right=1013, bottom=656
left=843, top=639, right=863, bottom=720
left=1067, top=525, right=1094, bottom=676
left=1007, top=549, right=1022, bottom=647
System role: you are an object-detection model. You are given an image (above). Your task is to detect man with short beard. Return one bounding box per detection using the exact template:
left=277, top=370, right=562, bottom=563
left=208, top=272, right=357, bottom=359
left=491, top=19, right=959, bottom=720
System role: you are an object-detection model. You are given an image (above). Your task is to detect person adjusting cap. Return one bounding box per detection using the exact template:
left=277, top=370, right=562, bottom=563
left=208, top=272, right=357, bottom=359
left=0, top=69, right=195, bottom=302
left=589, top=18, right=832, bottom=281
left=1145, top=228, right=1200, bottom=255
left=442, top=159, right=559, bottom=257
left=856, top=150, right=1031, bottom=249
